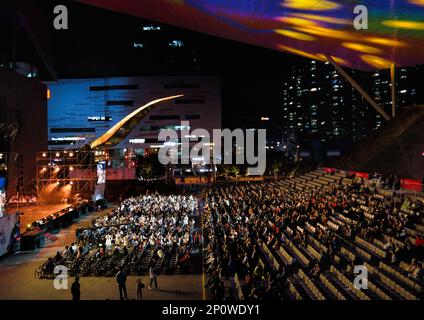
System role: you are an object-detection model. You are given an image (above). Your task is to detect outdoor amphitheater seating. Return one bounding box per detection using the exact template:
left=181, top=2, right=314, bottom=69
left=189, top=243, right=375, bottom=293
left=203, top=170, right=424, bottom=300
left=38, top=194, right=198, bottom=277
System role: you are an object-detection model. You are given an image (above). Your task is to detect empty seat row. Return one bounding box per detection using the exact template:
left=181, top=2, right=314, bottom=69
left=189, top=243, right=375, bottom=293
left=379, top=261, right=422, bottom=293
left=330, top=265, right=371, bottom=300
left=288, top=280, right=303, bottom=300
left=355, top=236, right=387, bottom=258
left=367, top=280, right=392, bottom=300
left=260, top=242, right=280, bottom=272
left=298, top=269, right=326, bottom=300
left=306, top=244, right=322, bottom=261
left=287, top=239, right=310, bottom=267
left=319, top=273, right=347, bottom=300
left=340, top=246, right=356, bottom=263
left=309, top=236, right=328, bottom=253
left=366, top=263, right=418, bottom=300
left=327, top=221, right=339, bottom=231
left=277, top=246, right=295, bottom=266
left=232, top=273, right=244, bottom=300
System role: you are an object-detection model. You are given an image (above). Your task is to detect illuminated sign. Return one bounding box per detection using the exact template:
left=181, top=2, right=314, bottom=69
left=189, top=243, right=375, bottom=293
left=0, top=178, right=6, bottom=217
left=88, top=116, right=112, bottom=121
left=51, top=137, right=86, bottom=141
left=129, top=138, right=146, bottom=144
left=142, top=25, right=161, bottom=31
left=169, top=40, right=184, bottom=48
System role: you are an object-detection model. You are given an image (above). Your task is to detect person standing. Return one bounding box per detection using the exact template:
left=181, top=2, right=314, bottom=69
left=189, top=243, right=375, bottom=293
left=136, top=278, right=145, bottom=300
left=116, top=267, right=128, bottom=300
left=71, top=276, right=81, bottom=301
left=149, top=265, right=158, bottom=290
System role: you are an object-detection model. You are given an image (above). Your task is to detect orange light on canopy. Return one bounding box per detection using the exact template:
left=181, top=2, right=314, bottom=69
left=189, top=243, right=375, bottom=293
left=77, top=0, right=424, bottom=70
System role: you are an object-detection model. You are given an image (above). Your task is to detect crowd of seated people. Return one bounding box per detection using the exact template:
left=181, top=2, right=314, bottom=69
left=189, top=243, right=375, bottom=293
left=203, top=174, right=424, bottom=300
left=40, top=194, right=198, bottom=277
left=8, top=194, right=38, bottom=206
left=369, top=171, right=402, bottom=190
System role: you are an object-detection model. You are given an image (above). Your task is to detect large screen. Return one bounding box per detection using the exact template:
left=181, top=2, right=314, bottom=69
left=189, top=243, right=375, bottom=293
left=0, top=177, right=5, bottom=217
left=97, top=162, right=106, bottom=185
left=0, top=188, right=5, bottom=218
left=80, top=0, right=424, bottom=70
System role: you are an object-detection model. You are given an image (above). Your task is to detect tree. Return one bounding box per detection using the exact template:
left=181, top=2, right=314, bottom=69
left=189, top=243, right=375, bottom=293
left=271, top=161, right=282, bottom=175
left=220, top=165, right=230, bottom=179
left=228, top=165, right=240, bottom=178
left=139, top=162, right=153, bottom=178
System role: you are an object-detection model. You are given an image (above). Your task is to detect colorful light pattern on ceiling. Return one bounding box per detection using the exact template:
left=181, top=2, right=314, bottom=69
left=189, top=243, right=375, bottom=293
left=79, top=0, right=424, bottom=70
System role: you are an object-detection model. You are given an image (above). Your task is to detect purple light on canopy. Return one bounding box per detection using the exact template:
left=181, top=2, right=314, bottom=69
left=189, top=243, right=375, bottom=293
left=78, top=0, right=424, bottom=70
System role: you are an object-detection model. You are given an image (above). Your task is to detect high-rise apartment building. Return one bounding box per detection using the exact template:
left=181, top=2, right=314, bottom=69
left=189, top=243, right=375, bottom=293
left=282, top=61, right=422, bottom=146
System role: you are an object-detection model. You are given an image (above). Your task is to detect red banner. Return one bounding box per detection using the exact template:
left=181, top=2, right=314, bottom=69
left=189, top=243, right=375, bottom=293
left=401, top=179, right=422, bottom=192
left=352, top=171, right=370, bottom=179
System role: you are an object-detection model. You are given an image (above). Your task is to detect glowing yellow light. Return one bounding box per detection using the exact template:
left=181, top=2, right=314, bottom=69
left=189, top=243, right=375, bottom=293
left=275, top=29, right=316, bottom=41
left=290, top=13, right=350, bottom=25
left=382, top=20, right=424, bottom=30
left=276, top=17, right=319, bottom=27
left=69, top=152, right=74, bottom=157
left=364, top=37, right=407, bottom=48
left=69, top=166, right=74, bottom=171
left=70, top=181, right=74, bottom=185
left=90, top=94, right=183, bottom=149
left=277, top=45, right=323, bottom=61
left=409, top=0, right=424, bottom=6
left=360, top=55, right=393, bottom=69
left=316, top=54, right=348, bottom=65
left=281, top=0, right=339, bottom=11
left=42, top=153, right=47, bottom=157
left=342, top=42, right=382, bottom=54
left=293, top=25, right=355, bottom=40
left=55, top=152, right=60, bottom=157
left=47, top=88, right=51, bottom=99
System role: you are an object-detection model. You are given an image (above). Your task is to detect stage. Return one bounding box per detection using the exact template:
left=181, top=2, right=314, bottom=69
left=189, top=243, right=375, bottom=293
left=9, top=203, right=72, bottom=233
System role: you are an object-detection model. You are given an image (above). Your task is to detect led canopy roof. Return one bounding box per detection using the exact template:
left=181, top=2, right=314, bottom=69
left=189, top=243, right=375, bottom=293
left=79, top=0, right=424, bottom=70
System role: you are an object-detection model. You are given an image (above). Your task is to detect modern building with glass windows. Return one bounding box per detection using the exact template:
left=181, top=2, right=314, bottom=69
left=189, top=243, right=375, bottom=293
left=46, top=76, right=221, bottom=157
left=282, top=61, right=422, bottom=145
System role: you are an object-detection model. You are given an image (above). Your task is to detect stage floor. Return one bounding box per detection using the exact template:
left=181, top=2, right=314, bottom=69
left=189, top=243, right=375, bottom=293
left=11, top=203, right=72, bottom=232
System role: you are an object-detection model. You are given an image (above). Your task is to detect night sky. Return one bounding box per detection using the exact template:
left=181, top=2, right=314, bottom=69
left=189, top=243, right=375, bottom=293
left=3, top=0, right=307, bottom=130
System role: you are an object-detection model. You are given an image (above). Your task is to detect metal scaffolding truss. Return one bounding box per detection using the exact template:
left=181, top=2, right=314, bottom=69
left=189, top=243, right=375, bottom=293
left=35, top=149, right=96, bottom=200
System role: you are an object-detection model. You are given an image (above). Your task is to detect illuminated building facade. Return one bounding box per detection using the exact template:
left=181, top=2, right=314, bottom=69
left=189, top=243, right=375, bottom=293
left=46, top=76, right=221, bottom=159
left=282, top=61, right=422, bottom=146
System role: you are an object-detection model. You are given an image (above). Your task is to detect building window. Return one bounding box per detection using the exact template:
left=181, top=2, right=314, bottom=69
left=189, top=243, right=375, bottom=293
left=149, top=115, right=181, bottom=120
